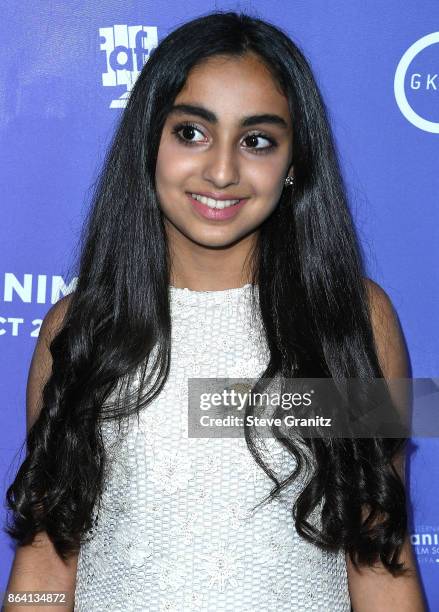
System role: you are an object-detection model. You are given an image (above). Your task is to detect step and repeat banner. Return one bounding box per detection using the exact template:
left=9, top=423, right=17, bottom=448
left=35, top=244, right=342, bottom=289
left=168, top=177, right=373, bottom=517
left=0, top=1, right=438, bottom=607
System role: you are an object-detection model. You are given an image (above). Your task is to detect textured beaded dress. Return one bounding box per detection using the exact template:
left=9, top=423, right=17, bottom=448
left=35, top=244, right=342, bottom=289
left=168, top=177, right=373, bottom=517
left=74, top=283, right=352, bottom=611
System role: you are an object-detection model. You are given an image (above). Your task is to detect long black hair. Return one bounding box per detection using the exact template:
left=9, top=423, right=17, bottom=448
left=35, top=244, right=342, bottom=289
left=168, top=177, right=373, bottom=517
left=5, top=10, right=409, bottom=576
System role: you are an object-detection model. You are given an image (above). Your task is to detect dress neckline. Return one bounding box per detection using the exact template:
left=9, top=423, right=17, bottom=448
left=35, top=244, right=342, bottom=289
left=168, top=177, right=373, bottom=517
left=168, top=282, right=256, bottom=306
left=169, top=282, right=253, bottom=293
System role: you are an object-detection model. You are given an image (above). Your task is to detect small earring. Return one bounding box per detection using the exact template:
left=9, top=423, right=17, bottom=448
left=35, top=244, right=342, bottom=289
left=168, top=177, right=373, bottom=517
left=284, top=175, right=295, bottom=187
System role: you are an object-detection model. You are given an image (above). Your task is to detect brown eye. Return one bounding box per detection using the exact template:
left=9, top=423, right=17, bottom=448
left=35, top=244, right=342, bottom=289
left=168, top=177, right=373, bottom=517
left=242, top=133, right=275, bottom=151
left=180, top=126, right=197, bottom=141
left=172, top=122, right=205, bottom=145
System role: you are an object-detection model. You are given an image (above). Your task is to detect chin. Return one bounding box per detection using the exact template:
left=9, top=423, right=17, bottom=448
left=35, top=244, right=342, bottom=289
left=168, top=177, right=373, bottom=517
left=186, top=228, right=247, bottom=249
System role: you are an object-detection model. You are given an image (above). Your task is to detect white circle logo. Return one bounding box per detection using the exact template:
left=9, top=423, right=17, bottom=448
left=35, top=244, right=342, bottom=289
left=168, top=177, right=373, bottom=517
left=394, top=32, right=439, bottom=133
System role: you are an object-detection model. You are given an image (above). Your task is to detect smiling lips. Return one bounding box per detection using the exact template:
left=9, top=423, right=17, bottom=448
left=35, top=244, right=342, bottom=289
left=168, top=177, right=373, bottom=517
left=190, top=193, right=240, bottom=209
left=187, top=193, right=249, bottom=220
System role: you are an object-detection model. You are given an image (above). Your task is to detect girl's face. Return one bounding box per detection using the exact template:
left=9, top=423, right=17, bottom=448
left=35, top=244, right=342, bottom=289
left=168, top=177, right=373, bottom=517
left=155, top=52, right=294, bottom=249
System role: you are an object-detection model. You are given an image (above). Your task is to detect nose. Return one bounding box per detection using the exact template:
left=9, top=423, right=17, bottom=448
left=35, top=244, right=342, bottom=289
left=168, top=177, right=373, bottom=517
left=202, top=141, right=240, bottom=188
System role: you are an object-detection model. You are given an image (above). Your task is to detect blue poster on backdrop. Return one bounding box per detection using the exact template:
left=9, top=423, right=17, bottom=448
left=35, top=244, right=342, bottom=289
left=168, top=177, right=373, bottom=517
left=0, top=1, right=438, bottom=609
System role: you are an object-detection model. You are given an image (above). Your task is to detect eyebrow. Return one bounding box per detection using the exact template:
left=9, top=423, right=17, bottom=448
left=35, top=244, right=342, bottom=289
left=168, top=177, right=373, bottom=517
left=169, top=103, right=289, bottom=129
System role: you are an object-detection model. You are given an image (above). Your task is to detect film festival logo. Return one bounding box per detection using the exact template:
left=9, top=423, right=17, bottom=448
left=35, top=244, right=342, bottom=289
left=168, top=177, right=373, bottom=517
left=394, top=31, right=439, bottom=133
left=1, top=273, right=77, bottom=338
left=411, top=526, right=439, bottom=566
left=99, top=25, right=159, bottom=109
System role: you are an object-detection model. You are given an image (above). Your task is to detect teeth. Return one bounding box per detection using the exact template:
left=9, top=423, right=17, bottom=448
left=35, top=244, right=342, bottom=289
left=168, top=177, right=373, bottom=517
left=191, top=193, right=240, bottom=209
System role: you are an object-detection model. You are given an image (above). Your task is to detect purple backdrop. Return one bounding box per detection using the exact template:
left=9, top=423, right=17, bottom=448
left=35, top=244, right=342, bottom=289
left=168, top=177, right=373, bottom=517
left=1, top=1, right=438, bottom=608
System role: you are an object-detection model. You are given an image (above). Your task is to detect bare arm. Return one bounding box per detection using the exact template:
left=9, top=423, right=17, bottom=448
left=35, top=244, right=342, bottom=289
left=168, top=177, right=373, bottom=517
left=4, top=295, right=78, bottom=612
left=346, top=279, right=427, bottom=611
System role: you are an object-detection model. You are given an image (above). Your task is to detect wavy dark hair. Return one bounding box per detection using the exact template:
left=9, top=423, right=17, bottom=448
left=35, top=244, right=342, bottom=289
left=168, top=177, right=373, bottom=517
left=5, top=10, right=409, bottom=576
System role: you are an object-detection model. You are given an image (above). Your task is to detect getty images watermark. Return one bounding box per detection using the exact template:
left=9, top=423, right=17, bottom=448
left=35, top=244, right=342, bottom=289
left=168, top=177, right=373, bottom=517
left=187, top=377, right=439, bottom=439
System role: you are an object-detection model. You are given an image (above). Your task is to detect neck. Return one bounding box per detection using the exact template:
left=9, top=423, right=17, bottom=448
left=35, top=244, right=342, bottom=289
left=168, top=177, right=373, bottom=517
left=167, top=223, right=257, bottom=291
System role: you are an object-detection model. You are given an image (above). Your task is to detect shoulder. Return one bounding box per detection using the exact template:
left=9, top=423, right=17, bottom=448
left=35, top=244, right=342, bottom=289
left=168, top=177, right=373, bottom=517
left=39, top=293, right=74, bottom=346
left=26, top=294, right=74, bottom=431
left=363, top=278, right=409, bottom=379
left=364, top=277, right=393, bottom=311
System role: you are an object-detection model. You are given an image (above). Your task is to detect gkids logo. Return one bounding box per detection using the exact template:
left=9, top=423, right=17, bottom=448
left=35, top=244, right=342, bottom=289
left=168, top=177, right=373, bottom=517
left=394, top=32, right=439, bottom=133
left=100, top=25, right=158, bottom=109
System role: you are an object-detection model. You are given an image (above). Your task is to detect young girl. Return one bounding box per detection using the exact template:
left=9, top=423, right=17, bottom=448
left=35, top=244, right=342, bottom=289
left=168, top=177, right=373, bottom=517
left=5, top=11, right=425, bottom=612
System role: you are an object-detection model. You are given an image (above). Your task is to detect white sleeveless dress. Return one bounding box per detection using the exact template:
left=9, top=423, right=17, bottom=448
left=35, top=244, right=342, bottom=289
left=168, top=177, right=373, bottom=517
left=74, top=284, right=352, bottom=611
